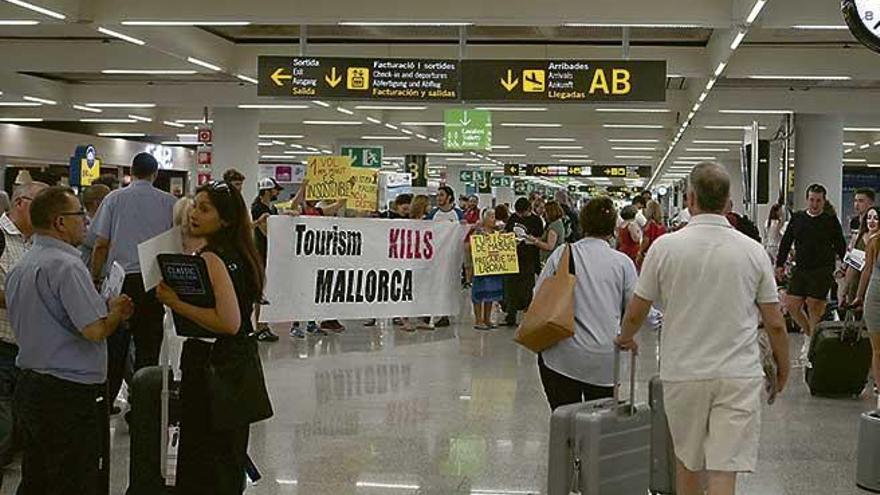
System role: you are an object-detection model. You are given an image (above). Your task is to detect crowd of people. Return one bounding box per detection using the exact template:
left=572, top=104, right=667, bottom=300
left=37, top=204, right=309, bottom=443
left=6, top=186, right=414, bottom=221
left=1, top=150, right=879, bottom=495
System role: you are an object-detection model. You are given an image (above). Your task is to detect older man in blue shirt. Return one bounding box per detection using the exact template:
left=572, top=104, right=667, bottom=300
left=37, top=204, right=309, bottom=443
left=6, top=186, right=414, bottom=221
left=7, top=186, right=133, bottom=494
left=90, top=152, right=176, bottom=413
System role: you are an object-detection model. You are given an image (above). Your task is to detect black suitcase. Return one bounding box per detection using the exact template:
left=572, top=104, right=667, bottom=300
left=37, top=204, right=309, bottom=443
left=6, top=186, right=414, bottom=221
left=127, top=366, right=179, bottom=495
left=805, top=312, right=872, bottom=398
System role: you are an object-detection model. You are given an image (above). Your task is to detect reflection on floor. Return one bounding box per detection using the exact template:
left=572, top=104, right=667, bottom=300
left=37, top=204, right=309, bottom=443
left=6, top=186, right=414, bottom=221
left=0, top=310, right=877, bottom=494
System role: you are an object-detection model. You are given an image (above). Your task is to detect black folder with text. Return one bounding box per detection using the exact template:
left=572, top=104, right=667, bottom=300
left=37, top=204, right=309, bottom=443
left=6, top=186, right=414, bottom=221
left=157, top=254, right=216, bottom=339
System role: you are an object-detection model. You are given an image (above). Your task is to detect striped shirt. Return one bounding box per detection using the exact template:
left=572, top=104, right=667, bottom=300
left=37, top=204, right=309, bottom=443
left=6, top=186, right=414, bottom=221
left=0, top=213, right=30, bottom=345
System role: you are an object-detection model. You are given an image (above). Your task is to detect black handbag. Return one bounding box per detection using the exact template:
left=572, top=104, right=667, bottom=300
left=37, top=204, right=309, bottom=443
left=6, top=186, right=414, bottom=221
left=206, top=337, right=274, bottom=429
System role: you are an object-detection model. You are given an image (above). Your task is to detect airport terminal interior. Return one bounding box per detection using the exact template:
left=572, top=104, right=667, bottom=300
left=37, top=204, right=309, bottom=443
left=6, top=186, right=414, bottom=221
left=1, top=0, right=880, bottom=493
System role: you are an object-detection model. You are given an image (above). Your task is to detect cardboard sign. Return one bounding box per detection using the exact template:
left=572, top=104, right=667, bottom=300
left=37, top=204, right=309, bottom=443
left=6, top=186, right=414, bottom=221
left=471, top=233, right=519, bottom=276
left=347, top=168, right=379, bottom=211
left=306, top=156, right=353, bottom=201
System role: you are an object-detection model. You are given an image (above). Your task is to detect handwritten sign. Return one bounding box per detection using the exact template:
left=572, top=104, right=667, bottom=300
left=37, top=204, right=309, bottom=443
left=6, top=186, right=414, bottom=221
left=306, top=156, right=353, bottom=201
left=347, top=168, right=379, bottom=211
left=471, top=233, right=519, bottom=276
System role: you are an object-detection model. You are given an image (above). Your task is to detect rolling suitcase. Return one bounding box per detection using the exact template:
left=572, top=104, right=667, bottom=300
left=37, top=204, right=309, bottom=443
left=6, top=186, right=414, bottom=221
left=126, top=365, right=178, bottom=495
left=805, top=311, right=872, bottom=397
left=857, top=409, right=880, bottom=492
left=649, top=325, right=675, bottom=495
left=547, top=349, right=651, bottom=495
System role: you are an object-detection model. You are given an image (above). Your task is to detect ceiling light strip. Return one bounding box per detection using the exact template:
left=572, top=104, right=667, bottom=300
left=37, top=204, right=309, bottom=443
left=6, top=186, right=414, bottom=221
left=3, top=0, right=65, bottom=19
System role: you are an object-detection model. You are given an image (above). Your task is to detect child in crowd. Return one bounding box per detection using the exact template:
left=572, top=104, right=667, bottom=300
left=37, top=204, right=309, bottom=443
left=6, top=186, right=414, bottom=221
left=470, top=209, right=505, bottom=330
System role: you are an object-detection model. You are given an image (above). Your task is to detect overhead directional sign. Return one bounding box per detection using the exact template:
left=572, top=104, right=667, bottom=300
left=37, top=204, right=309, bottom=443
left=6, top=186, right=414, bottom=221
left=504, top=164, right=652, bottom=178
left=490, top=176, right=512, bottom=188
left=462, top=60, right=666, bottom=102
left=258, top=56, right=460, bottom=100
left=341, top=146, right=383, bottom=168
left=444, top=109, right=492, bottom=151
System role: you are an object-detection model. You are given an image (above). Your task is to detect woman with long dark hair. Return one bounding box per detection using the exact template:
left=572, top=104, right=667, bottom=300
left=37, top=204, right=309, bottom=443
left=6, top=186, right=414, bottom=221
left=765, top=203, right=784, bottom=262
left=157, top=181, right=273, bottom=494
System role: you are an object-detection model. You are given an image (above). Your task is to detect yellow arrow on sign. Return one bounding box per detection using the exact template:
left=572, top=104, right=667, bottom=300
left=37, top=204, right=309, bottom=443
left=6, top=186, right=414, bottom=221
left=271, top=67, right=292, bottom=87
left=500, top=69, right=519, bottom=92
left=325, top=67, right=342, bottom=88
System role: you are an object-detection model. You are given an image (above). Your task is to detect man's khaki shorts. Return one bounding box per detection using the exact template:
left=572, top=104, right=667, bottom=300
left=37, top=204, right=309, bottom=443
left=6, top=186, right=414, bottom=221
left=663, top=378, right=763, bottom=473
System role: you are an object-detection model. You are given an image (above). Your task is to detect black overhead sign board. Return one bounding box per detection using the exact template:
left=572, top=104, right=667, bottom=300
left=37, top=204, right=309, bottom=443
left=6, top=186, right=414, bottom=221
left=504, top=164, right=652, bottom=179
left=461, top=60, right=667, bottom=102
left=257, top=56, right=666, bottom=103
left=257, top=56, right=460, bottom=100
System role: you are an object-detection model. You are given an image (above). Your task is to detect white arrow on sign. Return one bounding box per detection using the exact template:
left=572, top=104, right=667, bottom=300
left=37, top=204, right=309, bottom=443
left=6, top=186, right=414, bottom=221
left=459, top=110, right=471, bottom=127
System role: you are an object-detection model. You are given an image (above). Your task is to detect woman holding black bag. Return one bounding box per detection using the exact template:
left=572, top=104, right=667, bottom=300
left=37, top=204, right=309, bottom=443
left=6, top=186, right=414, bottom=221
left=157, top=181, right=273, bottom=494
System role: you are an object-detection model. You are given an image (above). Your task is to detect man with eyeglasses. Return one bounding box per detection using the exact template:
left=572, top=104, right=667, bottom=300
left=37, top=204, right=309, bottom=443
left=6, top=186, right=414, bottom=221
left=7, top=186, right=134, bottom=494
left=90, top=153, right=176, bottom=416
left=0, top=180, right=48, bottom=466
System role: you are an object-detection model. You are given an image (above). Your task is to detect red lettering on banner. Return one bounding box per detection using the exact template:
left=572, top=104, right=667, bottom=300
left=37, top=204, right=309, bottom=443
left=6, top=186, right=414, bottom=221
left=389, top=229, right=400, bottom=258
left=424, top=231, right=434, bottom=260
left=414, top=230, right=422, bottom=259
left=387, top=228, right=435, bottom=260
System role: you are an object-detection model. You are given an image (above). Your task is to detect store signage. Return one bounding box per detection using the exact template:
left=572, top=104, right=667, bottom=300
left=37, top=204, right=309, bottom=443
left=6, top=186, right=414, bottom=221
left=258, top=56, right=459, bottom=100
left=504, top=164, right=651, bottom=178
left=341, top=146, right=383, bottom=168
left=145, top=144, right=174, bottom=170
left=444, top=109, right=492, bottom=151
left=461, top=60, right=666, bottom=102
left=69, top=145, right=101, bottom=187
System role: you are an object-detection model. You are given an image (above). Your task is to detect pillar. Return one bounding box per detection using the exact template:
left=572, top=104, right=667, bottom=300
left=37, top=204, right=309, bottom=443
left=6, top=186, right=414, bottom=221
left=722, top=159, right=745, bottom=214
left=794, top=114, right=843, bottom=212
left=212, top=108, right=260, bottom=201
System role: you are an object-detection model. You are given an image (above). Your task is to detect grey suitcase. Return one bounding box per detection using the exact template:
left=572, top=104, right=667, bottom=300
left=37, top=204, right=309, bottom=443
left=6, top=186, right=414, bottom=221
left=857, top=410, right=880, bottom=492
left=649, top=325, right=676, bottom=494
left=547, top=349, right=651, bottom=495
left=649, top=375, right=676, bottom=494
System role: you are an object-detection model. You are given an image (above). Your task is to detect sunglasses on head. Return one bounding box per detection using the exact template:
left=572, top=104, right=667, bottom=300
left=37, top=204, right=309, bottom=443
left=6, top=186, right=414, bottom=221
left=205, top=181, right=233, bottom=194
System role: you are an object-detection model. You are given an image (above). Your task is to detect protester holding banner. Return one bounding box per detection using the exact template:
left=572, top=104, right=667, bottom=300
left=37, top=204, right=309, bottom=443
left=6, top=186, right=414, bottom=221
left=301, top=178, right=347, bottom=333
left=410, top=195, right=430, bottom=220
left=222, top=169, right=246, bottom=193
left=537, top=196, right=638, bottom=410
left=503, top=198, right=544, bottom=327
left=471, top=209, right=506, bottom=330
left=156, top=181, right=273, bottom=494
left=425, top=186, right=464, bottom=328
left=251, top=178, right=283, bottom=343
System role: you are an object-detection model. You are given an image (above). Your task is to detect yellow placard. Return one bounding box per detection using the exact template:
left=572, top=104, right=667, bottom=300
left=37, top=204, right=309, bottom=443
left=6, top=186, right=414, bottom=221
left=306, top=156, right=353, bottom=201
left=81, top=158, right=101, bottom=186
left=347, top=168, right=378, bottom=212
left=471, top=233, right=519, bottom=276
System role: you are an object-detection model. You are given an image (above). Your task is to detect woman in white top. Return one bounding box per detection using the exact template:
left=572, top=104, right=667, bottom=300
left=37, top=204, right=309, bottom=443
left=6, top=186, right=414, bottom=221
left=764, top=203, right=784, bottom=263
left=535, top=196, right=639, bottom=410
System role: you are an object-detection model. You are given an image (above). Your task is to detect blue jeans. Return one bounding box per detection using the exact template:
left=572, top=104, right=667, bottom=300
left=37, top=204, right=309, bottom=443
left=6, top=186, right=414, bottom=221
left=0, top=341, right=19, bottom=465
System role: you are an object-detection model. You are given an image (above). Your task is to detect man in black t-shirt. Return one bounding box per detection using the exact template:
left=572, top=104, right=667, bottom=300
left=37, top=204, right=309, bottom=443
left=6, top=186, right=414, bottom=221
left=776, top=184, right=847, bottom=361
left=503, top=197, right=545, bottom=326
left=251, top=177, right=283, bottom=342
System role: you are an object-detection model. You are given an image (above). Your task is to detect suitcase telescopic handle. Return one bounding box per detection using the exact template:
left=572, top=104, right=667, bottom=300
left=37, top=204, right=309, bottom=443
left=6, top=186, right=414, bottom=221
left=612, top=347, right=637, bottom=415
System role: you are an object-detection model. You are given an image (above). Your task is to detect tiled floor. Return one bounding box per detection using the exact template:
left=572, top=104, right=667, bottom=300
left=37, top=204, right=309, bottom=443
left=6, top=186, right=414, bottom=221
left=1, top=304, right=877, bottom=494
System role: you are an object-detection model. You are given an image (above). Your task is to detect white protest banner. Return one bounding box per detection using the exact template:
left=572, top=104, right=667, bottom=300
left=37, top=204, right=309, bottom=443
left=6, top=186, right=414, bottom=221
left=261, top=216, right=468, bottom=321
